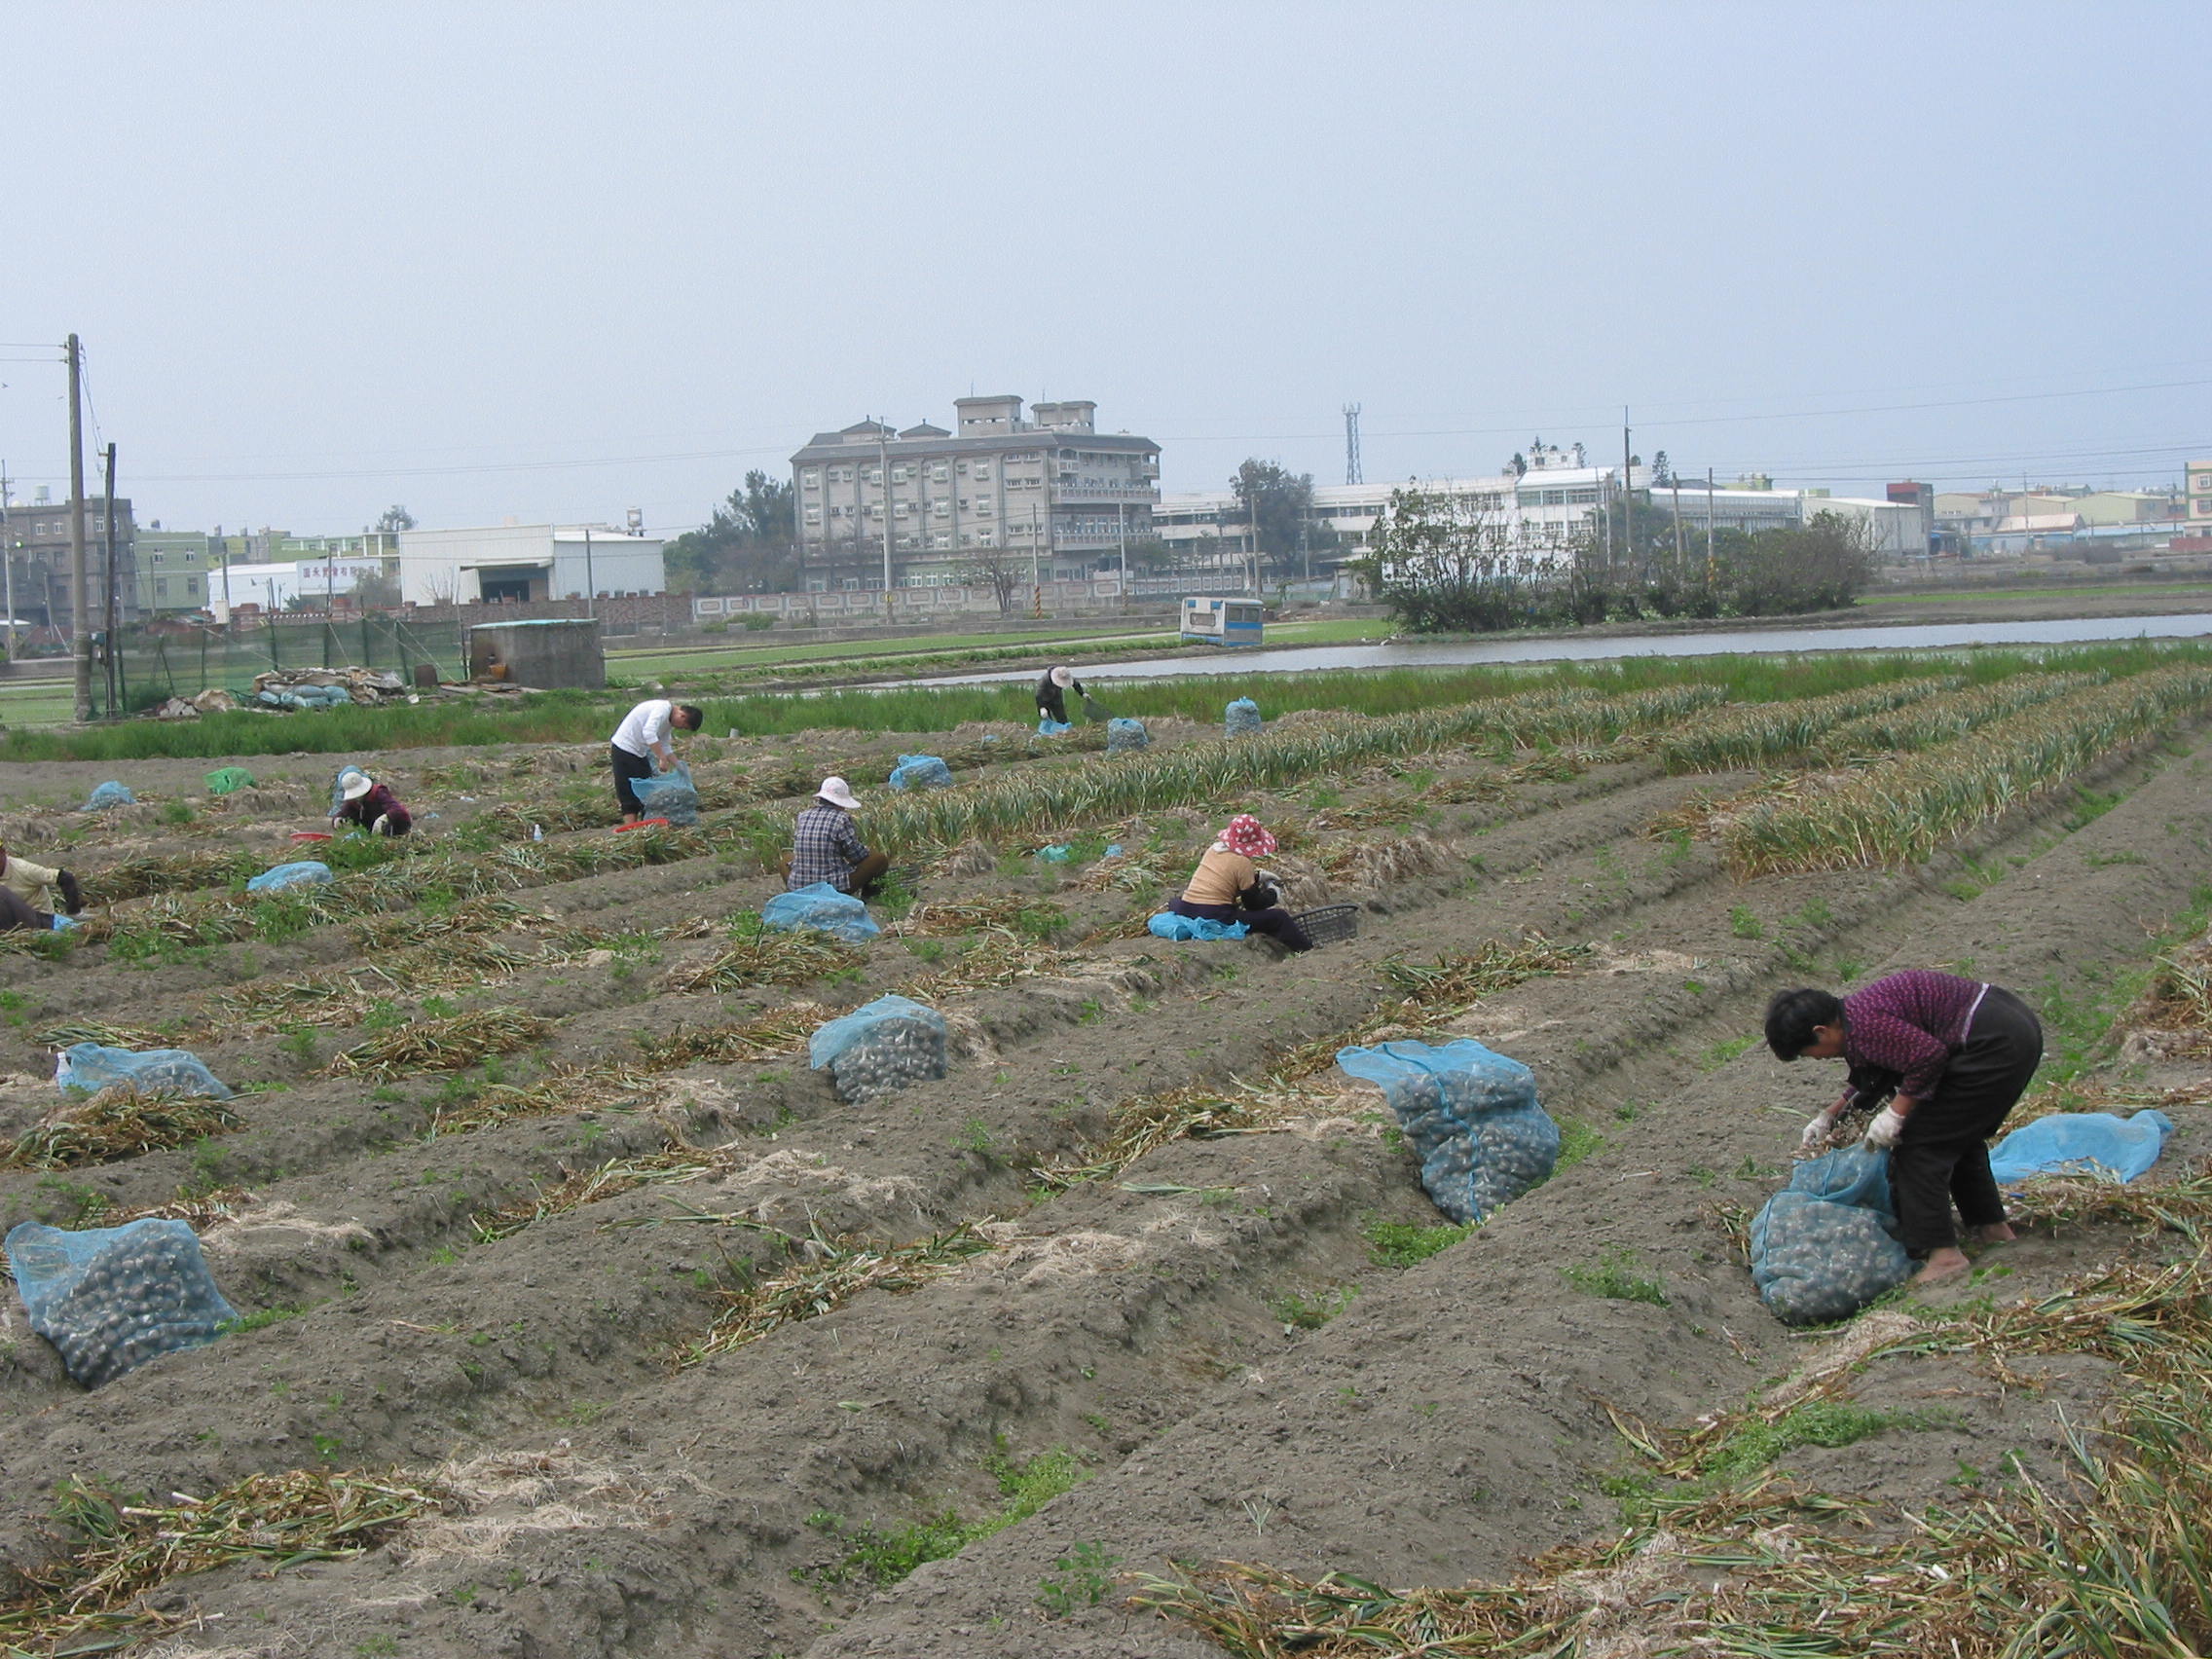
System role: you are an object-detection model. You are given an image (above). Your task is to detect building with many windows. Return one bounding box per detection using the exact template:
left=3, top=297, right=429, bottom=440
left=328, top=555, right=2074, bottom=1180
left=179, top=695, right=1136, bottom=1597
left=0, top=486, right=137, bottom=631
left=790, top=395, right=1159, bottom=590
left=135, top=530, right=215, bottom=615
left=2190, top=461, right=2212, bottom=527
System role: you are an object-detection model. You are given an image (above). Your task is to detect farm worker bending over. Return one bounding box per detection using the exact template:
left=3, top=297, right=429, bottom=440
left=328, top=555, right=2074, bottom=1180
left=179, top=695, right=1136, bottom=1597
left=330, top=770, right=413, bottom=836
left=0, top=843, right=83, bottom=920
left=1167, top=815, right=1312, bottom=953
left=1035, top=666, right=1085, bottom=724
left=785, top=777, right=890, bottom=899
left=1766, top=971, right=2043, bottom=1287
left=609, top=698, right=703, bottom=825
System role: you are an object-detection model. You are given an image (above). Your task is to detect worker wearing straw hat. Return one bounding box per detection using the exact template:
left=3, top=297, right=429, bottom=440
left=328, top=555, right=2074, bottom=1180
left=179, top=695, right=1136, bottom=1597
left=784, top=777, right=891, bottom=899
left=330, top=769, right=413, bottom=836
left=1166, top=814, right=1313, bottom=952
left=1035, top=665, right=1086, bottom=724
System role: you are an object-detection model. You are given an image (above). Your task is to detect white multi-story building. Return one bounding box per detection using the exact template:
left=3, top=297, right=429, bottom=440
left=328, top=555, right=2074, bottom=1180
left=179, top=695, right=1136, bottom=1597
left=393, top=524, right=666, bottom=607
left=790, top=395, right=1160, bottom=591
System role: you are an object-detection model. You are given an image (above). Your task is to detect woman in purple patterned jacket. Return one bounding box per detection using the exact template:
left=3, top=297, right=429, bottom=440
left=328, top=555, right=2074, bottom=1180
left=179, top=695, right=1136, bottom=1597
left=1765, top=971, right=2044, bottom=1286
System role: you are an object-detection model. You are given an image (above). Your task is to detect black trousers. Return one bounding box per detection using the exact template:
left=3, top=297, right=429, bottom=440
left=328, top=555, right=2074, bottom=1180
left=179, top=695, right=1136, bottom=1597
left=609, top=744, right=654, bottom=816
left=0, top=888, right=54, bottom=932
left=1168, top=896, right=1312, bottom=952
left=1891, top=985, right=2044, bottom=1254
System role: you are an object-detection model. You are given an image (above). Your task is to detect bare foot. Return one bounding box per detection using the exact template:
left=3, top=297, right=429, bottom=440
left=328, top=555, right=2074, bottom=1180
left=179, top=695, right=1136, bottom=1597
left=1970, top=1223, right=2016, bottom=1245
left=1910, top=1247, right=1973, bottom=1287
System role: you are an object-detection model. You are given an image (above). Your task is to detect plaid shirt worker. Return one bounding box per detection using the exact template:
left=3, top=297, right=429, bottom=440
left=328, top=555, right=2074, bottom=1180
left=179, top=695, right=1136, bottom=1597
left=789, top=804, right=871, bottom=893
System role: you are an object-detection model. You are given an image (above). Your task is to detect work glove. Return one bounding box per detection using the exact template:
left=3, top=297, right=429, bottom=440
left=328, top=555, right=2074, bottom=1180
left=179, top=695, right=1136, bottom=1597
left=1799, top=1107, right=1841, bottom=1150
left=370, top=814, right=392, bottom=836
left=1862, top=1105, right=1908, bottom=1150
left=56, top=870, right=84, bottom=916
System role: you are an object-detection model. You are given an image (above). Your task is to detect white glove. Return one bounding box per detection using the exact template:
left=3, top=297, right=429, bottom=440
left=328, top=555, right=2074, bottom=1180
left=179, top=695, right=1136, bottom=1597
left=370, top=814, right=392, bottom=835
left=1862, top=1106, right=1907, bottom=1150
left=1800, top=1108, right=1840, bottom=1150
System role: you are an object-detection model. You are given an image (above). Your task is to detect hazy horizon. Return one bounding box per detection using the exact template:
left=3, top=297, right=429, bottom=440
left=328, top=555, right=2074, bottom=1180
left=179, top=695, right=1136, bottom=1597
left=5, top=1, right=2206, bottom=538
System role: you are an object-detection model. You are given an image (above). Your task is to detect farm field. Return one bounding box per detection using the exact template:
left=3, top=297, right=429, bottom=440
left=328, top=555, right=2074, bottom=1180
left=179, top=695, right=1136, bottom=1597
left=0, top=647, right=2209, bottom=1656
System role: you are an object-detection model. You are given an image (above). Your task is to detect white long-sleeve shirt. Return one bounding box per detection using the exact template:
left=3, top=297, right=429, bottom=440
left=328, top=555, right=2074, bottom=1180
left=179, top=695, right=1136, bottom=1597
left=610, top=699, right=674, bottom=759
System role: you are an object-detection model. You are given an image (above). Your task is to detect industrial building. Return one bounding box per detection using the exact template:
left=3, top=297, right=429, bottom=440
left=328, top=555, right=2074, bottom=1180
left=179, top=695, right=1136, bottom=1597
left=790, top=395, right=1160, bottom=591
left=1151, top=455, right=1931, bottom=574
left=392, top=523, right=666, bottom=608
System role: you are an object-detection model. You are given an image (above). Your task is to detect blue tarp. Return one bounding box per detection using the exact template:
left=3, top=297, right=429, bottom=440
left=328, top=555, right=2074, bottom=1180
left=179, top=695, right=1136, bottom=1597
left=1336, top=1038, right=1559, bottom=1223
left=1148, top=912, right=1249, bottom=941
left=246, top=860, right=333, bottom=893
left=888, top=755, right=955, bottom=791
left=57, top=1043, right=232, bottom=1100
left=1038, top=718, right=1073, bottom=736
left=1990, top=1110, right=2174, bottom=1185
left=81, top=782, right=135, bottom=811
left=762, top=881, right=881, bottom=943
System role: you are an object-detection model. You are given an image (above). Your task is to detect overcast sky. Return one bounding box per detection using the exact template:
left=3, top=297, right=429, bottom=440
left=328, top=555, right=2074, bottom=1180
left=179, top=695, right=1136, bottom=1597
left=4, top=2, right=2206, bottom=536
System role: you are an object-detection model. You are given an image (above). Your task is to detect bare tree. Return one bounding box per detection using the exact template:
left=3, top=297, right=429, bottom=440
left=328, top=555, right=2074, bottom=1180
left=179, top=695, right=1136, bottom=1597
left=960, top=544, right=1026, bottom=615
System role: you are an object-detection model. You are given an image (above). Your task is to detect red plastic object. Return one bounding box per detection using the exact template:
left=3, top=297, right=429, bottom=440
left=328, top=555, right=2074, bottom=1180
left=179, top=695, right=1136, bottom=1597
left=290, top=831, right=333, bottom=842
left=614, top=818, right=670, bottom=833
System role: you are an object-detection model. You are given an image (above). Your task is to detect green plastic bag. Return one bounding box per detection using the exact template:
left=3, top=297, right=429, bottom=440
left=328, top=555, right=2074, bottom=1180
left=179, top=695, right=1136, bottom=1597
left=204, top=766, right=257, bottom=795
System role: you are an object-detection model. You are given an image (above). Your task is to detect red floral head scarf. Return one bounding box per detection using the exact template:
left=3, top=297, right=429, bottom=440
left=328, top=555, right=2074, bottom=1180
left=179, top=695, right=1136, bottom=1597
left=1220, top=814, right=1276, bottom=859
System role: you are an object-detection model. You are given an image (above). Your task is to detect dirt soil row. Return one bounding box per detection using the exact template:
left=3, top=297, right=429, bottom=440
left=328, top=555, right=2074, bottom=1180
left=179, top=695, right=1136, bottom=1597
left=0, top=696, right=2202, bottom=1658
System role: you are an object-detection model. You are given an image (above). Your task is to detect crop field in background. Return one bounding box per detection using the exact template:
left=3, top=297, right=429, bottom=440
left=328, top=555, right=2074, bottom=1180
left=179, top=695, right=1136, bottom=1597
left=0, top=642, right=2208, bottom=1657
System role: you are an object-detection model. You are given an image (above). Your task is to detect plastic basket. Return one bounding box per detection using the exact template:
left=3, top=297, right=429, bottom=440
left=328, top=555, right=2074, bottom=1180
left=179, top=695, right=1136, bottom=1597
left=1295, top=904, right=1361, bottom=946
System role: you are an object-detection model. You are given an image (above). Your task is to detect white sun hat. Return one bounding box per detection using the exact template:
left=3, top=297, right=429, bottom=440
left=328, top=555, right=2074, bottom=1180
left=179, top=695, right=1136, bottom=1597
left=341, top=772, right=375, bottom=800
left=816, top=776, right=862, bottom=811
left=1050, top=666, right=1075, bottom=688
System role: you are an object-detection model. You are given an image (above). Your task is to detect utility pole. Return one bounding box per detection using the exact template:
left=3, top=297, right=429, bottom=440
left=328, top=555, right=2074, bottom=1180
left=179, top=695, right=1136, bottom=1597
left=1671, top=475, right=1684, bottom=583
left=1621, top=410, right=1634, bottom=585
left=1030, top=503, right=1042, bottom=619
left=583, top=527, right=596, bottom=620
left=1248, top=468, right=1263, bottom=597
left=1117, top=500, right=1128, bottom=612
left=875, top=420, right=894, bottom=600
left=67, top=335, right=92, bottom=721
left=101, top=443, right=119, bottom=718
left=1706, top=467, right=1716, bottom=584
left=0, top=460, right=15, bottom=663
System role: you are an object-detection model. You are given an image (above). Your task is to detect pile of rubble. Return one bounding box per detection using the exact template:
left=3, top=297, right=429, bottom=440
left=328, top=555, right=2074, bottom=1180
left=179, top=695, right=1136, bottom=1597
left=149, top=666, right=419, bottom=720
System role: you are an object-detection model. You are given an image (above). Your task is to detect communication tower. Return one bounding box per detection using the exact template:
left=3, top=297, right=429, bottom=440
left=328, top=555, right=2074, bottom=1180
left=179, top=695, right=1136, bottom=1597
left=1343, top=403, right=1363, bottom=486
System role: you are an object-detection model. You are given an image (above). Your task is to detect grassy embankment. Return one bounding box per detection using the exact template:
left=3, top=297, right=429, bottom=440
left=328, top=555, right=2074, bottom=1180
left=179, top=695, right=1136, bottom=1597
left=4, top=639, right=2208, bottom=765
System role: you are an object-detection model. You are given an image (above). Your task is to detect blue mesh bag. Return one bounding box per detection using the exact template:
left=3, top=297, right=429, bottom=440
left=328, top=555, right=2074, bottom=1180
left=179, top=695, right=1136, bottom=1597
left=246, top=860, right=333, bottom=893
left=631, top=761, right=700, bottom=826
left=1106, top=718, right=1149, bottom=754
left=1989, top=1109, right=2174, bottom=1184
left=762, top=881, right=881, bottom=943
left=808, top=994, right=947, bottom=1104
left=57, top=1043, right=232, bottom=1100
left=1225, top=698, right=1263, bottom=738
left=81, top=782, right=135, bottom=811
left=1336, top=1039, right=1559, bottom=1223
left=1147, top=912, right=1249, bottom=941
left=888, top=755, right=955, bottom=791
left=7, top=1219, right=239, bottom=1387
left=1037, top=718, right=1073, bottom=736
left=1750, top=1146, right=1912, bottom=1325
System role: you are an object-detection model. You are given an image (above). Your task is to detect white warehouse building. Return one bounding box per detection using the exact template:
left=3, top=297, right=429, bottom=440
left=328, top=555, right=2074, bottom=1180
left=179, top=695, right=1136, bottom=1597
left=394, top=524, right=666, bottom=608
left=1153, top=461, right=1928, bottom=572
